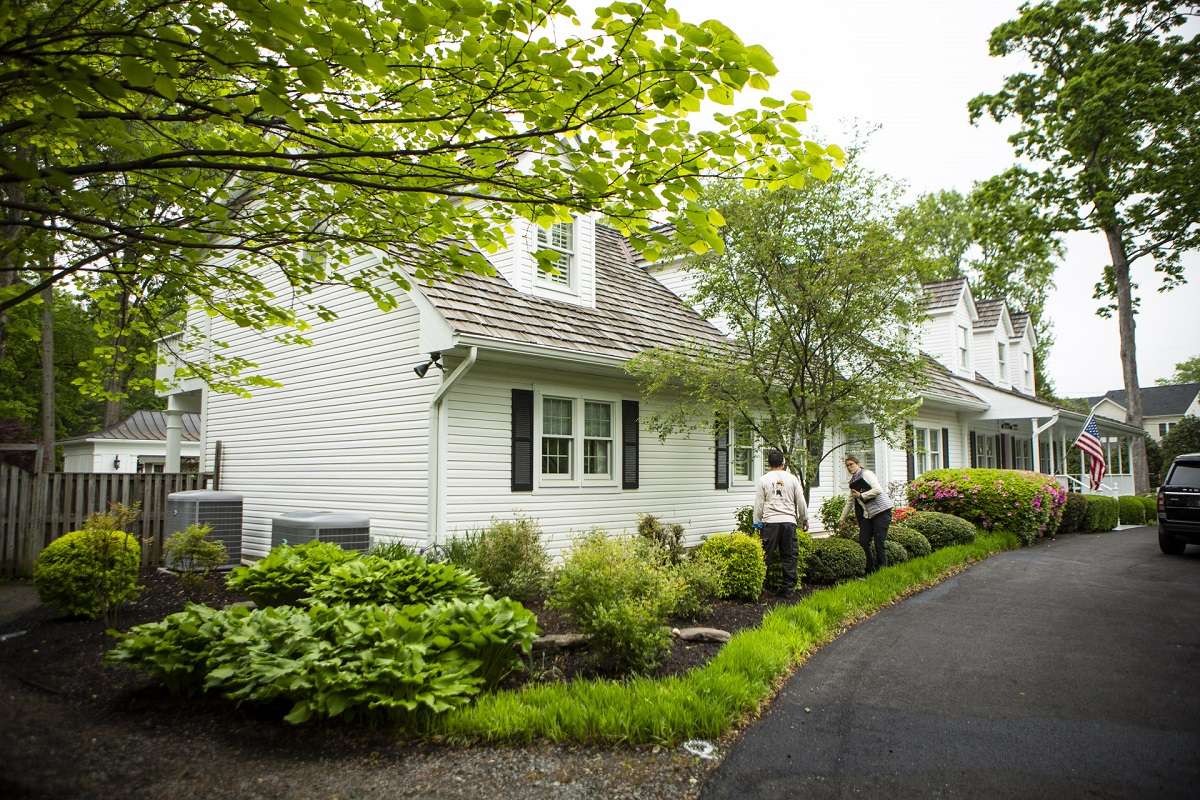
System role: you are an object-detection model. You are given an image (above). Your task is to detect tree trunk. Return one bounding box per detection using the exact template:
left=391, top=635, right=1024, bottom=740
left=0, top=181, right=24, bottom=362
left=1103, top=223, right=1148, bottom=493
left=40, top=285, right=55, bottom=472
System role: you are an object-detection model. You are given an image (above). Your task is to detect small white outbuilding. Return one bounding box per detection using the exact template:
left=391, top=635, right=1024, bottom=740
left=61, top=410, right=201, bottom=474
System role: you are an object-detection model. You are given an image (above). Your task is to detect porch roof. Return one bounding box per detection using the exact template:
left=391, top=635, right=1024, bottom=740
left=957, top=378, right=1143, bottom=436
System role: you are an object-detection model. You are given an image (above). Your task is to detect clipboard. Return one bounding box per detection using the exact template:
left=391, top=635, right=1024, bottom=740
left=849, top=475, right=871, bottom=493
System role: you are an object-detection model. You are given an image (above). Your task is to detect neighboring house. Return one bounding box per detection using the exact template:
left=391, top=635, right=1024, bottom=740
left=61, top=410, right=201, bottom=474
left=1083, top=383, right=1200, bottom=443
left=158, top=223, right=1143, bottom=557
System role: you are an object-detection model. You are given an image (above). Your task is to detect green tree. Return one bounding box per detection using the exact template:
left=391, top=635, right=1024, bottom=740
left=897, top=179, right=1064, bottom=397
left=1160, top=416, right=1200, bottom=473
left=970, top=0, right=1200, bottom=494
left=1157, top=356, right=1200, bottom=386
left=0, top=0, right=837, bottom=396
left=626, top=161, right=926, bottom=500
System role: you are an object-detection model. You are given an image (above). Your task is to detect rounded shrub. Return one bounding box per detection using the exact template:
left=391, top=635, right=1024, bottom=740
left=805, top=537, right=867, bottom=584
left=1059, top=493, right=1088, bottom=534
left=908, top=468, right=1067, bottom=543
left=1117, top=495, right=1144, bottom=526
left=455, top=517, right=551, bottom=601
left=1082, top=495, right=1119, bottom=532
left=887, top=524, right=931, bottom=559
left=1138, top=495, right=1157, bottom=521
left=33, top=529, right=141, bottom=620
left=883, top=539, right=908, bottom=565
left=904, top=511, right=976, bottom=550
left=696, top=532, right=767, bottom=601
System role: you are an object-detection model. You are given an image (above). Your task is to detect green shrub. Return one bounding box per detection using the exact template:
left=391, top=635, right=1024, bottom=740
left=1138, top=495, right=1158, bottom=521
left=669, top=557, right=723, bottom=620
left=884, top=539, right=908, bottom=565
left=695, top=532, right=767, bottom=601
left=164, top=524, right=227, bottom=578
left=456, top=518, right=551, bottom=601
left=908, top=468, right=1067, bottom=542
left=1082, top=495, right=1119, bottom=532
left=34, top=529, right=141, bottom=620
left=1117, top=495, right=1144, bottom=525
left=887, top=525, right=931, bottom=559
left=904, top=511, right=977, bottom=550
left=637, top=514, right=685, bottom=565
left=225, top=541, right=358, bottom=606
left=368, top=540, right=417, bottom=560
left=1059, top=493, right=1088, bottom=533
left=549, top=532, right=678, bottom=673
left=107, top=597, right=538, bottom=723
left=306, top=555, right=485, bottom=607
left=819, top=495, right=856, bottom=536
left=734, top=505, right=755, bottom=535
left=764, top=528, right=815, bottom=590
left=805, top=537, right=867, bottom=584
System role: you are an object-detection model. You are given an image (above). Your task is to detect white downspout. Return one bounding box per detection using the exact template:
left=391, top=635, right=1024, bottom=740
left=427, top=346, right=478, bottom=547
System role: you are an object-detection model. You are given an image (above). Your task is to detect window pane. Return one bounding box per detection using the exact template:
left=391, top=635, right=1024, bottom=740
left=845, top=424, right=876, bottom=472
left=542, top=436, right=571, bottom=475
left=584, top=439, right=610, bottom=476
left=734, top=447, right=752, bottom=478
left=543, top=398, right=573, bottom=436
left=584, top=402, right=611, bottom=438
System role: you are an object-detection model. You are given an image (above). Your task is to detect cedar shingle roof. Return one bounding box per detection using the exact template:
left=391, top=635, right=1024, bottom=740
left=972, top=299, right=1006, bottom=331
left=922, top=355, right=986, bottom=405
left=1086, top=383, right=1200, bottom=417
left=921, top=277, right=968, bottom=312
left=420, top=225, right=728, bottom=361
left=1009, top=310, right=1030, bottom=338
left=62, top=410, right=201, bottom=444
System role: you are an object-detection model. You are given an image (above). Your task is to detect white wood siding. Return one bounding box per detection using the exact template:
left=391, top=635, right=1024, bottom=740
left=201, top=255, right=440, bottom=558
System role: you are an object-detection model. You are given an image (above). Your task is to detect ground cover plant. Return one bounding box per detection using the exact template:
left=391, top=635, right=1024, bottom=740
left=225, top=541, right=359, bottom=606
left=805, top=537, right=867, bottom=584
left=903, top=511, right=977, bottom=550
left=695, top=533, right=767, bottom=601
left=908, top=468, right=1066, bottom=543
left=1083, top=495, right=1119, bottom=532
left=306, top=556, right=485, bottom=607
left=431, top=532, right=1020, bottom=744
left=1117, top=495, right=1145, bottom=526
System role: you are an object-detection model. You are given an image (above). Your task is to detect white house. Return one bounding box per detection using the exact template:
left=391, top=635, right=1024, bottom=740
left=1085, top=383, right=1200, bottom=443
left=61, top=410, right=201, bottom=473
left=158, top=222, right=1143, bottom=557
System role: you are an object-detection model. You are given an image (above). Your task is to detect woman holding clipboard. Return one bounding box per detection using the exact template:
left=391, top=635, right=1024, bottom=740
left=838, top=454, right=893, bottom=572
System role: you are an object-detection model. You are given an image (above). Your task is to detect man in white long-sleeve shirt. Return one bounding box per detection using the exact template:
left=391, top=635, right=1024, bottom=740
left=753, top=449, right=808, bottom=597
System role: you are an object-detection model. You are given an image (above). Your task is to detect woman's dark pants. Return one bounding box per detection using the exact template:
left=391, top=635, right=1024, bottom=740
left=855, top=504, right=890, bottom=572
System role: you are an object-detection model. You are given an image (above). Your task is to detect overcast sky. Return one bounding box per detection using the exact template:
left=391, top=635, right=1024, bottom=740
left=674, top=0, right=1200, bottom=396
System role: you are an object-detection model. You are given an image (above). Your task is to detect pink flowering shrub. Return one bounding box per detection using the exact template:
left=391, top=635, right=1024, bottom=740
left=907, top=468, right=1067, bottom=546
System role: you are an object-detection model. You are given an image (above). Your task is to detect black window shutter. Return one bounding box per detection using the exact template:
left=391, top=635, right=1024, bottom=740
left=942, top=428, right=950, bottom=469
left=714, top=419, right=729, bottom=489
left=621, top=400, right=639, bottom=490
left=997, top=434, right=1007, bottom=468
left=905, top=422, right=915, bottom=482
left=511, top=389, right=533, bottom=492
left=809, top=440, right=820, bottom=488
left=969, top=431, right=977, bottom=467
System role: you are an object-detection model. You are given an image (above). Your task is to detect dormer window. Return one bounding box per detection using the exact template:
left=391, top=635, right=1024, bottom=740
left=997, top=342, right=1007, bottom=377
left=957, top=325, right=969, bottom=369
left=536, top=222, right=574, bottom=287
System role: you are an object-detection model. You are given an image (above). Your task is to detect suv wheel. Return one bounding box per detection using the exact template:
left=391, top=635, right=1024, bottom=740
left=1159, top=530, right=1187, bottom=555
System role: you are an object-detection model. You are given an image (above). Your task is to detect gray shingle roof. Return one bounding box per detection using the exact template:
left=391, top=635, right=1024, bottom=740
left=972, top=299, right=1005, bottom=331
left=921, top=277, right=968, bottom=312
left=1086, top=383, right=1200, bottom=417
left=1009, top=310, right=1030, bottom=337
left=420, top=225, right=729, bottom=361
left=922, top=355, right=986, bottom=405
left=63, top=410, right=201, bottom=444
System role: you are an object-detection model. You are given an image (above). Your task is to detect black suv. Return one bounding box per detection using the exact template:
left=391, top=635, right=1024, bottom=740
left=1158, top=452, right=1200, bottom=555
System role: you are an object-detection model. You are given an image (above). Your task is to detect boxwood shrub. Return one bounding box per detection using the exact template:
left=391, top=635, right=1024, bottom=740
left=908, top=468, right=1067, bottom=543
left=1117, top=495, right=1145, bottom=526
left=883, top=539, right=908, bottom=565
left=887, top=525, right=931, bottom=559
left=904, top=511, right=976, bottom=550
left=1083, top=495, right=1119, bottom=532
left=1138, top=495, right=1158, bottom=521
left=33, top=529, right=141, bottom=620
left=1059, top=493, right=1088, bottom=534
left=696, top=532, right=767, bottom=601
left=805, top=537, right=866, bottom=584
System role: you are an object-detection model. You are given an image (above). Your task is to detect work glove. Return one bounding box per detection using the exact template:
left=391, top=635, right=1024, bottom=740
left=752, top=522, right=765, bottom=531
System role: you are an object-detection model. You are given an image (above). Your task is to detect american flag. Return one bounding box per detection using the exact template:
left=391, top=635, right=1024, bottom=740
left=1072, top=414, right=1107, bottom=490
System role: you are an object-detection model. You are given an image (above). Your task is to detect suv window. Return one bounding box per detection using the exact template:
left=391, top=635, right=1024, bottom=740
left=1166, top=462, right=1200, bottom=488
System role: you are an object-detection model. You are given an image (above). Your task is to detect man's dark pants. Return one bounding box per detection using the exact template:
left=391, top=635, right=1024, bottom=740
left=855, top=504, right=890, bottom=572
left=760, top=521, right=797, bottom=593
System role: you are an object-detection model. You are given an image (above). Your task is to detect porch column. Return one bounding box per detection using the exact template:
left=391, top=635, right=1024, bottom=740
left=165, top=394, right=184, bottom=473
left=1031, top=417, right=1041, bottom=473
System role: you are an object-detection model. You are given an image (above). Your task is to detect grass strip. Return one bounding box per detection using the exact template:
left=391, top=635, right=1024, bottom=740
left=429, top=531, right=1019, bottom=745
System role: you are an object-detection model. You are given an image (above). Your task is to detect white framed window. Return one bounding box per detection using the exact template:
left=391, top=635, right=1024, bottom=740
left=733, top=419, right=755, bottom=480
left=844, top=423, right=876, bottom=472
left=1013, top=438, right=1032, bottom=470
left=541, top=396, right=574, bottom=478
left=1023, top=352, right=1032, bottom=388
left=1159, top=422, right=1174, bottom=438
left=535, top=221, right=574, bottom=287
left=997, top=342, right=1007, bottom=378
left=957, top=325, right=969, bottom=369
left=583, top=401, right=613, bottom=479
left=975, top=433, right=997, bottom=468
left=912, top=427, right=942, bottom=474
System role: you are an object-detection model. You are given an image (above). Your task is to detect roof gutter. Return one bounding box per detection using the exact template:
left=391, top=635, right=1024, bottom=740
left=428, top=346, right=478, bottom=547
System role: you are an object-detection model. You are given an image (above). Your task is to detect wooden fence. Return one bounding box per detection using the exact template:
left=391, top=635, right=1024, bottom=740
left=0, top=466, right=211, bottom=577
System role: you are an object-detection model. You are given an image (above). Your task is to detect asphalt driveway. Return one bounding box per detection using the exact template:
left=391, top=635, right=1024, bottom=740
left=703, top=527, right=1200, bottom=799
